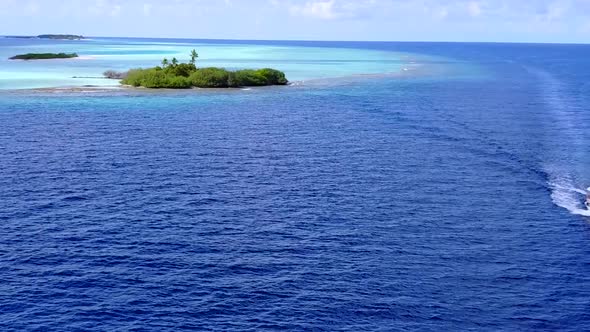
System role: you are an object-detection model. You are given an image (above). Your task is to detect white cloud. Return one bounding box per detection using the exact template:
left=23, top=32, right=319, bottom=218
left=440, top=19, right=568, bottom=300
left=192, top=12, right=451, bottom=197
left=290, top=0, right=338, bottom=19
left=543, top=1, right=569, bottom=21
left=435, top=7, right=449, bottom=20
left=25, top=1, right=41, bottom=15
left=467, top=1, right=482, bottom=17
left=110, top=4, right=121, bottom=17
left=286, top=0, right=380, bottom=20
left=143, top=3, right=152, bottom=16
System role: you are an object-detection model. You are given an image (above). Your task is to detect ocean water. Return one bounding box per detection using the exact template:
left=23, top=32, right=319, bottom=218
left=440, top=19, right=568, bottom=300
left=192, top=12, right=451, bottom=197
left=0, top=39, right=589, bottom=331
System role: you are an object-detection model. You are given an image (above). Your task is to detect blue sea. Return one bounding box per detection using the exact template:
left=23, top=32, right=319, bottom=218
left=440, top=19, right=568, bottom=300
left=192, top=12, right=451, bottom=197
left=0, top=38, right=589, bottom=331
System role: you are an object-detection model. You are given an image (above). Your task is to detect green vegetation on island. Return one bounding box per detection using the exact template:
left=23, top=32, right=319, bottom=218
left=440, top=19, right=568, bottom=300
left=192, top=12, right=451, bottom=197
left=120, top=50, right=288, bottom=89
left=4, top=34, right=84, bottom=40
left=38, top=34, right=85, bottom=40
left=9, top=53, right=79, bottom=60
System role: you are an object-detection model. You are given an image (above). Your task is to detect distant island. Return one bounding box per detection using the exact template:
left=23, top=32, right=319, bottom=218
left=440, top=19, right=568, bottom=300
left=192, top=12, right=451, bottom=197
left=38, top=34, right=85, bottom=40
left=4, top=34, right=84, bottom=40
left=116, top=49, right=288, bottom=89
left=10, top=53, right=79, bottom=60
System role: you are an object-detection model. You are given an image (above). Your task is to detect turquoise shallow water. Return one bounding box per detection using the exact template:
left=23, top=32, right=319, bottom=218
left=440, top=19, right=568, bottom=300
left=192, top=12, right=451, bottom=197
left=0, top=40, right=589, bottom=331
left=0, top=37, right=426, bottom=89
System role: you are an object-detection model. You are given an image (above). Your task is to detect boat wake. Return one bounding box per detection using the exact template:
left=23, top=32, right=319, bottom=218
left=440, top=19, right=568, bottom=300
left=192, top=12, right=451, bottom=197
left=547, top=171, right=590, bottom=217
left=524, top=66, right=590, bottom=217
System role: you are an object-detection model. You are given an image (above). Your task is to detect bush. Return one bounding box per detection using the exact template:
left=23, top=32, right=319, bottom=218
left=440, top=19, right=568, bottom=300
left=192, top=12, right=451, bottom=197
left=189, top=68, right=231, bottom=88
left=231, top=69, right=289, bottom=87
left=165, top=76, right=192, bottom=89
left=121, top=68, right=191, bottom=89
left=132, top=69, right=167, bottom=88
left=232, top=69, right=267, bottom=87
left=165, top=63, right=197, bottom=77
left=257, top=68, right=288, bottom=85
left=121, top=69, right=148, bottom=87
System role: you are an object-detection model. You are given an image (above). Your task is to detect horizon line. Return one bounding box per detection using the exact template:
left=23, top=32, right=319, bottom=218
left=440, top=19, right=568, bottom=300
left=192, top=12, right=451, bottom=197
left=2, top=34, right=589, bottom=46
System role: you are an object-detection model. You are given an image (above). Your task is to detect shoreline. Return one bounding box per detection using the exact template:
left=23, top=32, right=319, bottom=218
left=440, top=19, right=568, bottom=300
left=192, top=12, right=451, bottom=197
left=0, top=66, right=429, bottom=95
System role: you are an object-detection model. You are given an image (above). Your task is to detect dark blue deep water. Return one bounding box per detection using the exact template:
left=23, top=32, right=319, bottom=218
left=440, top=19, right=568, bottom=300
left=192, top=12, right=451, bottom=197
left=1, top=41, right=590, bottom=331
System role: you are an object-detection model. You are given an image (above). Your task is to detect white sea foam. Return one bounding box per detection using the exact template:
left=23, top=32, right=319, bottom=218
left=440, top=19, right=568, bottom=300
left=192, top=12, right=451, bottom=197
left=289, top=80, right=305, bottom=86
left=548, top=171, right=590, bottom=217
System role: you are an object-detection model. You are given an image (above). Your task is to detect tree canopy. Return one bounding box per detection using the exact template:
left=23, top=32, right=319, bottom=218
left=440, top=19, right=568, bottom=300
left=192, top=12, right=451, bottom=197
left=10, top=53, right=79, bottom=60
left=121, top=50, right=288, bottom=89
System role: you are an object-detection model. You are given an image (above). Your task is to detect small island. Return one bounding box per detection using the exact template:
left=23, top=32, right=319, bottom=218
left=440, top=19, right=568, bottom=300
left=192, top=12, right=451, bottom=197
left=119, top=50, right=288, bottom=89
left=38, top=34, right=85, bottom=40
left=9, top=53, right=79, bottom=60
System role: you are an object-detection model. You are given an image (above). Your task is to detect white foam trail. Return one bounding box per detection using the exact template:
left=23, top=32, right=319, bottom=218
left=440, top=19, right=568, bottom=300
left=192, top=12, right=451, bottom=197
left=548, top=171, right=590, bottom=216
left=526, top=67, right=590, bottom=217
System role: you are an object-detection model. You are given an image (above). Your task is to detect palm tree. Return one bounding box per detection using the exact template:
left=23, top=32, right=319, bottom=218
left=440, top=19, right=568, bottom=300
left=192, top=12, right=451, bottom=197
left=161, top=58, right=169, bottom=68
left=190, top=49, right=199, bottom=65
left=171, top=57, right=178, bottom=67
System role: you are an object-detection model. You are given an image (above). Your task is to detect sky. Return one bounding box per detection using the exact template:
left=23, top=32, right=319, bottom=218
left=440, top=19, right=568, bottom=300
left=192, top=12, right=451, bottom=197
left=0, top=0, right=589, bottom=43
